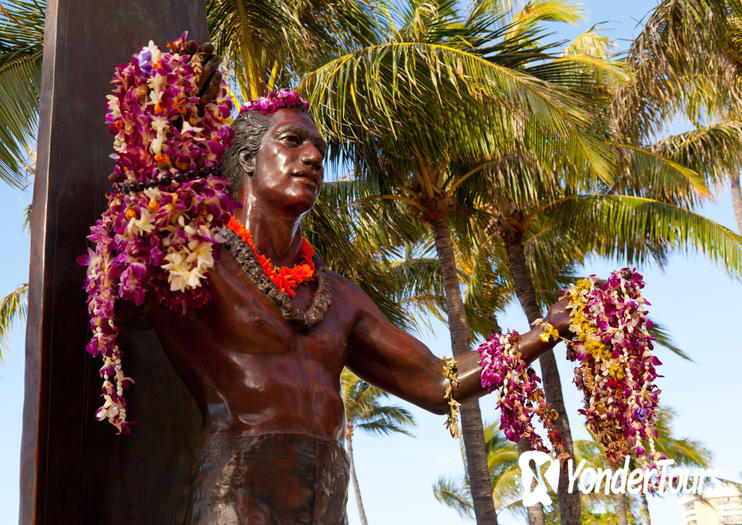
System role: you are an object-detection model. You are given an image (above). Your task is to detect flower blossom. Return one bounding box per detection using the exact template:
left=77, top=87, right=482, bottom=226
left=79, top=33, right=239, bottom=433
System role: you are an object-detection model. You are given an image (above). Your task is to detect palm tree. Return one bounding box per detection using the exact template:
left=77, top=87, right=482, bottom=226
left=0, top=2, right=42, bottom=354
left=615, top=0, right=742, bottom=233
left=301, top=2, right=618, bottom=521
left=340, top=369, right=415, bottom=525
left=0, top=0, right=43, bottom=188
left=433, top=421, right=522, bottom=520
left=440, top=16, right=742, bottom=522
left=206, top=0, right=380, bottom=99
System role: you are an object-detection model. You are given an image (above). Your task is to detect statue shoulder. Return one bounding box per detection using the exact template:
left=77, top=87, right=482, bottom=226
left=324, top=270, right=382, bottom=318
left=325, top=270, right=365, bottom=300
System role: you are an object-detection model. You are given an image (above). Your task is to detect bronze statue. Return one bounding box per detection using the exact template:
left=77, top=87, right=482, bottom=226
left=121, top=43, right=573, bottom=525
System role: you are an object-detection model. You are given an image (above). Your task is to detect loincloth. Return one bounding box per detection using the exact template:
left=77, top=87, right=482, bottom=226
left=185, top=432, right=349, bottom=525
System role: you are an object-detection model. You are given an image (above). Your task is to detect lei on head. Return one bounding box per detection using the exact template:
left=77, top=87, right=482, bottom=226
left=240, top=88, right=309, bottom=115
left=477, top=268, right=661, bottom=468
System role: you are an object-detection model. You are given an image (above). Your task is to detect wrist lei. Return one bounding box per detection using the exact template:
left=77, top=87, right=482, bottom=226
left=477, top=268, right=661, bottom=468
left=222, top=216, right=332, bottom=329
left=478, top=331, right=566, bottom=457
left=442, top=357, right=461, bottom=438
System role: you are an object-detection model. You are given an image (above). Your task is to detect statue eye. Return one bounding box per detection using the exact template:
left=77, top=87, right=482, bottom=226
left=282, top=134, right=300, bottom=145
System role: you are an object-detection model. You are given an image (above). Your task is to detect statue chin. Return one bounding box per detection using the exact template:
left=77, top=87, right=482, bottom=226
left=280, top=188, right=320, bottom=215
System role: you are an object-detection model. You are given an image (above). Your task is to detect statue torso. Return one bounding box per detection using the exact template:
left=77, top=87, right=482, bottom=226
left=149, top=247, right=357, bottom=442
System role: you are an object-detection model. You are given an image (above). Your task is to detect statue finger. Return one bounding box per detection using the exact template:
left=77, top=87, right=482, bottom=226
left=200, top=71, right=222, bottom=107
left=182, top=40, right=199, bottom=55
left=198, top=55, right=221, bottom=95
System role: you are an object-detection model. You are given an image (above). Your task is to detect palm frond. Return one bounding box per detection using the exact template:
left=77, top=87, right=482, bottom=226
left=651, top=120, right=742, bottom=188
left=614, top=0, right=737, bottom=138
left=0, top=0, right=44, bottom=188
left=301, top=39, right=591, bottom=163
left=341, top=369, right=416, bottom=436
left=433, top=477, right=474, bottom=519
left=0, top=282, right=28, bottom=358
left=207, top=0, right=381, bottom=98
left=650, top=406, right=713, bottom=468
left=614, top=143, right=711, bottom=206
left=648, top=320, right=691, bottom=361
left=505, top=0, right=582, bottom=41
left=533, top=194, right=742, bottom=277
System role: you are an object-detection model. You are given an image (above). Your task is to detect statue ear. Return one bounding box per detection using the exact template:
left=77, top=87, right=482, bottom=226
left=238, top=150, right=256, bottom=177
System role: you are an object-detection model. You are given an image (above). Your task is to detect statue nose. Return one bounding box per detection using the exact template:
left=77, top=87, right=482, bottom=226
left=300, top=144, right=323, bottom=167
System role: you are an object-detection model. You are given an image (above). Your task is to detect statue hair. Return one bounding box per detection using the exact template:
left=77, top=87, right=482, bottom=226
left=223, top=107, right=309, bottom=197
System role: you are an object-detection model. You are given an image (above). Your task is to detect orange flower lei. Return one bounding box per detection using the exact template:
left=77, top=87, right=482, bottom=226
left=226, top=216, right=315, bottom=298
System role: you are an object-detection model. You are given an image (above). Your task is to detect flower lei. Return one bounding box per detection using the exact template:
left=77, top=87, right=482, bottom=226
left=564, top=269, right=661, bottom=467
left=478, top=331, right=566, bottom=457
left=78, top=33, right=237, bottom=434
left=442, top=357, right=461, bottom=438
left=226, top=215, right=315, bottom=298
left=477, top=268, right=661, bottom=467
left=241, top=88, right=310, bottom=115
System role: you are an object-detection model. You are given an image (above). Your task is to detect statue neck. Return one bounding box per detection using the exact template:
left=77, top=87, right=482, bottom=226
left=234, top=198, right=304, bottom=268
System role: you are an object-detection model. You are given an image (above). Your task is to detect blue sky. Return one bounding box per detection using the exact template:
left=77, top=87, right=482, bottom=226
left=1, top=2, right=741, bottom=524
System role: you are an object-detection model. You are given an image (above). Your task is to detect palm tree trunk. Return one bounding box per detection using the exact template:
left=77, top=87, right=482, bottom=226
left=731, top=171, right=742, bottom=234
left=640, top=492, right=651, bottom=525
left=503, top=230, right=581, bottom=525
left=346, top=433, right=370, bottom=525
left=617, top=493, right=628, bottom=525
left=430, top=217, right=499, bottom=525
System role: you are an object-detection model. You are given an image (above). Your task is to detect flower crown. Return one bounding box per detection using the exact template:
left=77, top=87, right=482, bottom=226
left=241, top=89, right=310, bottom=115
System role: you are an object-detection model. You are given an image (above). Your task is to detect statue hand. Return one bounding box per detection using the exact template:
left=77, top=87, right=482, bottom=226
left=544, top=294, right=571, bottom=339
left=182, top=40, right=223, bottom=108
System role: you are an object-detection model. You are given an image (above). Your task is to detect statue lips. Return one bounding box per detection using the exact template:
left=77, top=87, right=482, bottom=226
left=291, top=169, right=322, bottom=194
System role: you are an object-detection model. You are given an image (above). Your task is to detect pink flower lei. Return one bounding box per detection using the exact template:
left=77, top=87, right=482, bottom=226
left=240, top=88, right=309, bottom=115
left=78, top=32, right=238, bottom=434
left=478, top=331, right=566, bottom=458
left=477, top=268, right=661, bottom=468
left=565, top=269, right=662, bottom=467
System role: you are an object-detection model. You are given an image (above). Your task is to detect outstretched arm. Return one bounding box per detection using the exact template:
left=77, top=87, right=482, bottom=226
left=344, top=282, right=571, bottom=415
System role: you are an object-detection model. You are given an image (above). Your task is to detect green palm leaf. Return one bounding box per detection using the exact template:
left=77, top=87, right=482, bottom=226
left=652, top=120, right=742, bottom=186
left=532, top=194, right=742, bottom=276
left=207, top=0, right=380, bottom=98
left=0, top=0, right=44, bottom=188
left=301, top=40, right=591, bottom=162
left=341, top=369, right=415, bottom=436
left=0, top=282, right=28, bottom=358
left=433, top=477, right=474, bottom=518
left=505, top=0, right=583, bottom=41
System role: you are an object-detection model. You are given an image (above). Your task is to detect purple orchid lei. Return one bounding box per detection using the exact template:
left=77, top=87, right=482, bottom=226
left=240, top=89, right=309, bottom=115
left=565, top=269, right=662, bottom=467
left=477, top=268, right=661, bottom=467
left=78, top=33, right=238, bottom=434
left=478, top=331, right=566, bottom=458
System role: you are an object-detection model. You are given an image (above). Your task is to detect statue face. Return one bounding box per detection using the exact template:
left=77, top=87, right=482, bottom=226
left=244, top=109, right=327, bottom=213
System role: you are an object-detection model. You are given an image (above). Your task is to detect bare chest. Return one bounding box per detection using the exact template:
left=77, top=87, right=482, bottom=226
left=152, top=255, right=352, bottom=368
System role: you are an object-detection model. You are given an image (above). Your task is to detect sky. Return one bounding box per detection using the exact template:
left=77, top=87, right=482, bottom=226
left=1, top=1, right=741, bottom=524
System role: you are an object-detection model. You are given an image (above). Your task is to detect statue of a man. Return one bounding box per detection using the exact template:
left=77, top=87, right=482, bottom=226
left=135, top=76, right=571, bottom=523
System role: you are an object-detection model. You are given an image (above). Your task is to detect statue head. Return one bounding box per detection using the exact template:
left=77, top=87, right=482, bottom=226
left=223, top=90, right=324, bottom=213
